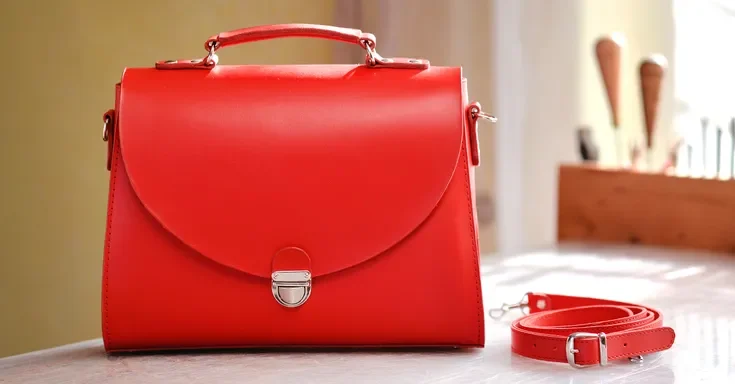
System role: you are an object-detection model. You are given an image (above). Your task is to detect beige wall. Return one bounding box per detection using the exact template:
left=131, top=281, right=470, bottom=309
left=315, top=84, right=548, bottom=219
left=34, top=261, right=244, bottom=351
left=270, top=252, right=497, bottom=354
left=0, top=0, right=337, bottom=358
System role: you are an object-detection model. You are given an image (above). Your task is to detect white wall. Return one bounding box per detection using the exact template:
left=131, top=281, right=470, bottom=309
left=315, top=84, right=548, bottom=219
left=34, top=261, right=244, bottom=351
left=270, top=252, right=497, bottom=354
left=493, top=0, right=675, bottom=254
left=672, top=0, right=735, bottom=179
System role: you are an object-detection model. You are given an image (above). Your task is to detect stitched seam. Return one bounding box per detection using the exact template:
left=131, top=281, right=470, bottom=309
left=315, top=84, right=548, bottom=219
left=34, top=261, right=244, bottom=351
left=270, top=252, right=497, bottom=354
left=608, top=329, right=675, bottom=360
left=528, top=311, right=643, bottom=325
left=511, top=347, right=566, bottom=364
left=512, top=345, right=597, bottom=365
left=103, top=130, right=119, bottom=349
left=515, top=333, right=566, bottom=342
left=537, top=311, right=650, bottom=326
left=512, top=328, right=675, bottom=364
left=461, top=138, right=482, bottom=345
left=511, top=329, right=665, bottom=343
left=527, top=322, right=646, bottom=334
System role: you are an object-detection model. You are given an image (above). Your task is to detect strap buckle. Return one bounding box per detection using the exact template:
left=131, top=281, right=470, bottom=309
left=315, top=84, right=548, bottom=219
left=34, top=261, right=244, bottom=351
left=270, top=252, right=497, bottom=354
left=566, top=332, right=608, bottom=368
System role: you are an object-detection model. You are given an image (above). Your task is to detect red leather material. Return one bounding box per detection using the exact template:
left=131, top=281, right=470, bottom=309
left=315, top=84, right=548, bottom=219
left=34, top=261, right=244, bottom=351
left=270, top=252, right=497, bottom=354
left=511, top=293, right=676, bottom=366
left=205, top=23, right=376, bottom=50
left=272, top=248, right=311, bottom=273
left=119, top=66, right=461, bottom=279
left=157, top=24, right=427, bottom=70
left=102, top=63, right=485, bottom=351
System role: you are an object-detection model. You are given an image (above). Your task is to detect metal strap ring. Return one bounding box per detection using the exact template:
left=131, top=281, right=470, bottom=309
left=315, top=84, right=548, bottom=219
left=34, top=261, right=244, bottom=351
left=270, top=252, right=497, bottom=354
left=471, top=106, right=498, bottom=123
left=362, top=40, right=376, bottom=66
left=205, top=41, right=220, bottom=66
left=488, top=292, right=530, bottom=319
left=102, top=116, right=110, bottom=142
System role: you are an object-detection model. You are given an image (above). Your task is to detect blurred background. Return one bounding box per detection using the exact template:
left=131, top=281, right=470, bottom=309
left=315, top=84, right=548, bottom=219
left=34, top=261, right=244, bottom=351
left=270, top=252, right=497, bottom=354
left=0, top=0, right=732, bottom=358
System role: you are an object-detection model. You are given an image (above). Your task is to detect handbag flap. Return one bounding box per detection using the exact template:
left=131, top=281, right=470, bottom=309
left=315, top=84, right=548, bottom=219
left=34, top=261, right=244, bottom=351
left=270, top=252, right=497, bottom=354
left=117, top=65, right=464, bottom=279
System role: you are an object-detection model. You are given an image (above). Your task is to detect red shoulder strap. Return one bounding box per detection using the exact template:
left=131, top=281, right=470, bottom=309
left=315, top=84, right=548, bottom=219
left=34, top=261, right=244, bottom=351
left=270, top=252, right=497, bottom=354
left=498, top=293, right=675, bottom=367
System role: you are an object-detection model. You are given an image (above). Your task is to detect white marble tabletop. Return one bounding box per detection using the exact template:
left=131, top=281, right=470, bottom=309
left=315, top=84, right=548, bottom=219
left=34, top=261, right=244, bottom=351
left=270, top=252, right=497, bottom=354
left=2, top=242, right=733, bottom=383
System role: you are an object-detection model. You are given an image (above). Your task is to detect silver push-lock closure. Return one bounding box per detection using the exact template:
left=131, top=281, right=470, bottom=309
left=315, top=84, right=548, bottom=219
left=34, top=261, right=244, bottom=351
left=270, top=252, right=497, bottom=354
left=271, top=270, right=311, bottom=308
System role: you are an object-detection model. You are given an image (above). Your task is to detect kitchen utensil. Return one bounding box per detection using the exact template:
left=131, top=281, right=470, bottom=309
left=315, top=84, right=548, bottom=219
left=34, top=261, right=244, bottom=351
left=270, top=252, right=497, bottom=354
left=595, top=34, right=624, bottom=166
left=639, top=55, right=667, bottom=172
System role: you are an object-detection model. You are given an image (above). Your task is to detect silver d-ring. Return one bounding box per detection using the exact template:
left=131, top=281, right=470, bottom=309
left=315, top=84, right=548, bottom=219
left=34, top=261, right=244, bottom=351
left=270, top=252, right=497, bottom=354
left=205, top=41, right=220, bottom=66
left=102, top=116, right=110, bottom=142
left=363, top=42, right=376, bottom=66
left=359, top=38, right=375, bottom=50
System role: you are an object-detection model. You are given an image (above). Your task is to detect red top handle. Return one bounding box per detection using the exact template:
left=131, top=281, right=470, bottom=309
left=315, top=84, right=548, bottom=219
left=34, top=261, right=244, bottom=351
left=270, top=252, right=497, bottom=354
left=205, top=23, right=377, bottom=51
left=155, top=23, right=429, bottom=70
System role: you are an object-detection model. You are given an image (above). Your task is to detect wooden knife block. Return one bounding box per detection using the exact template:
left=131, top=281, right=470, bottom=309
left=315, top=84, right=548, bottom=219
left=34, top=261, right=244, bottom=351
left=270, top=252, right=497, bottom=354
left=556, top=164, right=735, bottom=254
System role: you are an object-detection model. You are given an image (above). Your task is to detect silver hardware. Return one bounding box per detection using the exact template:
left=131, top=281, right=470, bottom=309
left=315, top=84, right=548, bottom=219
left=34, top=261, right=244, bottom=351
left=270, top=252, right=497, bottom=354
left=566, top=332, right=608, bottom=368
left=102, top=116, right=110, bottom=141
left=629, top=355, right=644, bottom=363
left=205, top=41, right=219, bottom=66
left=470, top=105, right=498, bottom=123
left=488, top=292, right=530, bottom=319
left=363, top=40, right=384, bottom=67
left=598, top=333, right=608, bottom=366
left=271, top=270, right=311, bottom=308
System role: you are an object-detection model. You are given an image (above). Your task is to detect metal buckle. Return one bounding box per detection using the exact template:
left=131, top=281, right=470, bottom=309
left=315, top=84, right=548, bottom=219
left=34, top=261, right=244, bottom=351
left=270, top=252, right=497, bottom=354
left=363, top=40, right=387, bottom=67
left=566, top=332, right=607, bottom=368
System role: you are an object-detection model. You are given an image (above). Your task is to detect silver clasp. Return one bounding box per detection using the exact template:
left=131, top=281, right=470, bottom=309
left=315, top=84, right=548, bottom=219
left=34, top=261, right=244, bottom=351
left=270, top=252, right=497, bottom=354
left=271, top=270, right=311, bottom=308
left=488, top=292, right=530, bottom=319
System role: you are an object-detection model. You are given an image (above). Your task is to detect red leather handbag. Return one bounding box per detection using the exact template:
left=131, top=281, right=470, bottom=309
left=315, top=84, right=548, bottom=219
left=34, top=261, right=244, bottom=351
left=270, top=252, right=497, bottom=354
left=100, top=24, right=496, bottom=352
